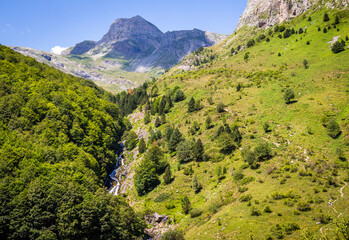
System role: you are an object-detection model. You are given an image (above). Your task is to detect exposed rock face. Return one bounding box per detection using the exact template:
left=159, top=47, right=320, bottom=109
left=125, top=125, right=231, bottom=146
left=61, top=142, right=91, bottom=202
left=70, top=40, right=96, bottom=55
left=68, top=16, right=227, bottom=72
left=236, top=0, right=349, bottom=30
left=236, top=0, right=313, bottom=30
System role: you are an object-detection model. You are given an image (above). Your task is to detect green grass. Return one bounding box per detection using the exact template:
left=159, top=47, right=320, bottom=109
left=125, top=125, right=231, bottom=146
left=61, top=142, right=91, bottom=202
left=122, top=7, right=349, bottom=240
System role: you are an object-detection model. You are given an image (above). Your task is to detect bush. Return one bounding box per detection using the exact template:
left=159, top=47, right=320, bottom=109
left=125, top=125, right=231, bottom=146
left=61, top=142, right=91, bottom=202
left=240, top=194, right=253, bottom=202
left=160, top=229, right=185, bottom=240
left=251, top=207, right=262, bottom=216
left=283, top=88, right=295, bottom=104
left=264, top=206, right=272, bottom=213
left=297, top=202, right=311, bottom=211
left=332, top=41, right=345, bottom=54
left=303, top=59, right=309, bottom=69
left=327, top=118, right=340, bottom=139
left=216, top=102, right=225, bottom=113
left=208, top=198, right=222, bottom=213
left=234, top=170, right=244, bottom=181
left=189, top=208, right=202, bottom=218
left=154, top=193, right=171, bottom=203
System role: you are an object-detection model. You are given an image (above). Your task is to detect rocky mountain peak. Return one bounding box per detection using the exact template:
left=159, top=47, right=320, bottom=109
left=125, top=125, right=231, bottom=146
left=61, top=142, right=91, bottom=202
left=97, top=15, right=164, bottom=45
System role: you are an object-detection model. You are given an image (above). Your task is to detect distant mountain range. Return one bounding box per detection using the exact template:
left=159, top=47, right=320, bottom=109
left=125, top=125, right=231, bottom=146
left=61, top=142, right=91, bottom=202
left=11, top=16, right=227, bottom=92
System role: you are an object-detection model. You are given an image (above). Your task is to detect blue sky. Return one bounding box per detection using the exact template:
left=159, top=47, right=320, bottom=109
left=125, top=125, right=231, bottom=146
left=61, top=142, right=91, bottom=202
left=0, top=0, right=247, bottom=52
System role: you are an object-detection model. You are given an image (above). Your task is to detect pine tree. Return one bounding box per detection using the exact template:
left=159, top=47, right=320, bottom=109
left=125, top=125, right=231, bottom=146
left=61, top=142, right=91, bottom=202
left=161, top=114, right=166, bottom=124
left=205, top=116, right=212, bottom=129
left=155, top=116, right=161, bottom=127
left=138, top=138, right=146, bottom=154
left=335, top=15, right=339, bottom=24
left=144, top=112, right=151, bottom=124
left=308, top=16, right=312, bottom=21
left=192, top=175, right=202, bottom=193
left=174, top=89, right=185, bottom=102
left=163, top=166, right=172, bottom=184
left=299, top=28, right=304, bottom=34
left=231, top=47, right=235, bottom=55
left=323, top=27, right=327, bottom=33
left=165, top=126, right=174, bottom=142
left=324, top=13, right=330, bottom=22
left=188, top=97, right=195, bottom=113
left=195, top=99, right=202, bottom=111
left=193, top=139, right=204, bottom=161
left=181, top=196, right=191, bottom=214
left=168, top=128, right=183, bottom=152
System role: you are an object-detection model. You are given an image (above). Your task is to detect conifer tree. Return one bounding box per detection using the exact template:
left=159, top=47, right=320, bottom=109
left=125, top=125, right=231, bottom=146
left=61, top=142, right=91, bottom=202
left=188, top=97, right=195, bottom=112
left=138, top=137, right=146, bottom=154
left=155, top=116, right=162, bottom=127
left=168, top=128, right=183, bottom=152
left=163, top=166, right=172, bottom=184
left=181, top=196, right=191, bottom=214
left=192, top=175, right=202, bottom=193
left=205, top=116, right=212, bottom=129
left=144, top=112, right=151, bottom=124
left=324, top=13, right=330, bottom=22
left=193, top=139, right=204, bottom=161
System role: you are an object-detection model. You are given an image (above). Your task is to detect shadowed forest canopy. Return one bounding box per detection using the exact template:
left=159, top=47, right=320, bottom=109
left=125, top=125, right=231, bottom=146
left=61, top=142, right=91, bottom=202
left=0, top=45, right=145, bottom=239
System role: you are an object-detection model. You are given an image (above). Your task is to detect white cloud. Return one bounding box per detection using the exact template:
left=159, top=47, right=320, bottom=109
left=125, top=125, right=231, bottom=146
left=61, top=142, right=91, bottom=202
left=51, top=46, right=68, bottom=55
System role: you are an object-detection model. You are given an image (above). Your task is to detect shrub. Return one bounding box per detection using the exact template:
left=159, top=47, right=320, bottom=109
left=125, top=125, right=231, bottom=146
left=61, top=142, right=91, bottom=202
left=216, top=102, right=225, bottom=113
left=234, top=170, right=244, bottom=181
left=332, top=41, right=345, bottom=54
left=240, top=194, right=253, bottom=202
left=189, top=208, right=202, bottom=218
left=297, top=202, right=311, bottom=211
left=251, top=207, right=262, bottom=216
left=247, top=39, right=255, bottom=48
left=263, top=122, right=271, bottom=133
left=208, top=198, right=222, bottom=213
left=264, top=206, right=272, bottom=213
left=283, top=88, right=295, bottom=104
left=299, top=28, right=304, bottom=34
left=160, top=229, right=185, bottom=240
left=327, top=118, right=340, bottom=138
left=308, top=16, right=312, bottom=21
left=303, top=59, right=309, bottom=69
left=323, top=27, right=327, bottom=33
left=154, top=193, right=171, bottom=203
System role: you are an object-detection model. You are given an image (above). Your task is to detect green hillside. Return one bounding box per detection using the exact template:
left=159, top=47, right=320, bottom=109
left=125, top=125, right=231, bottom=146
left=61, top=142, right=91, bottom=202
left=0, top=45, right=145, bottom=240
left=116, top=7, right=349, bottom=240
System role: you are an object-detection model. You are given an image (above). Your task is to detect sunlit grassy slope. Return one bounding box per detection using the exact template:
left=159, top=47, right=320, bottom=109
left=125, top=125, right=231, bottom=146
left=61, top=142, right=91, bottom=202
left=125, top=7, right=349, bottom=240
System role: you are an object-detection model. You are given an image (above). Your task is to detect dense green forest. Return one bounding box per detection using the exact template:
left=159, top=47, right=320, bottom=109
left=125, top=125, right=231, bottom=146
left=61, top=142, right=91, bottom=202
left=0, top=45, right=145, bottom=240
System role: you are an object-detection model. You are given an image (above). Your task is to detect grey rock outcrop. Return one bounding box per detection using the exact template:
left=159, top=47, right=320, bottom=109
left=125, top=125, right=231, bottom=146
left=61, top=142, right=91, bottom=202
left=235, top=0, right=348, bottom=30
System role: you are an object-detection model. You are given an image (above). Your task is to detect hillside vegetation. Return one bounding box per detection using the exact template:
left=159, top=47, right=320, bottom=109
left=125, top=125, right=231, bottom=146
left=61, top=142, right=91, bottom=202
left=117, top=7, right=349, bottom=240
left=0, top=45, right=145, bottom=240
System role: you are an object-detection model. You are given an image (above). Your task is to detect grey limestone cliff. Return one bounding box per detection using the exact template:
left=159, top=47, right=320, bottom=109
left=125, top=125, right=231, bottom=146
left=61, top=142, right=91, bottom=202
left=235, top=0, right=349, bottom=30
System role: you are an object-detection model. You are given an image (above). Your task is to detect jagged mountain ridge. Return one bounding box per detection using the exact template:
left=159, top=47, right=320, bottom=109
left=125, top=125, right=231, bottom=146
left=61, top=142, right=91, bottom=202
left=66, top=16, right=227, bottom=72
left=236, top=0, right=349, bottom=30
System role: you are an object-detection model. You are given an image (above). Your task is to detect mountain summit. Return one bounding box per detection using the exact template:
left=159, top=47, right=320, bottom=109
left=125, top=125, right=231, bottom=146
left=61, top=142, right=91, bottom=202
left=66, top=16, right=227, bottom=72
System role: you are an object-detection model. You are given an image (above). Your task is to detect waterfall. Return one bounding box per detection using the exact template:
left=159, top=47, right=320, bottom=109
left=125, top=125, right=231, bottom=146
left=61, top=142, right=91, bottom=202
left=104, top=142, right=124, bottom=196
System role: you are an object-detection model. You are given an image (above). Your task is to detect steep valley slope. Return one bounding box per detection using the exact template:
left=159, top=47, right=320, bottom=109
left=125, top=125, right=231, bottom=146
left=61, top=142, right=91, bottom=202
left=114, top=1, right=349, bottom=239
